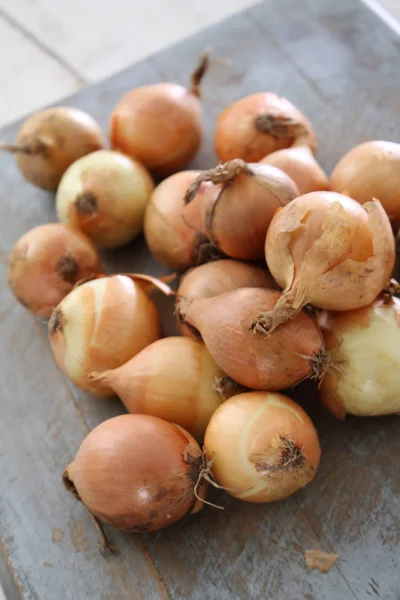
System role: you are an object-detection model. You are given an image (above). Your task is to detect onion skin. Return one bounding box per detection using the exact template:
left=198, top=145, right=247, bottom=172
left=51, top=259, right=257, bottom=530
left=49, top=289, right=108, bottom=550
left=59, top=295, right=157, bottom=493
left=56, top=150, right=154, bottom=249
left=318, top=297, right=400, bottom=418
left=178, top=287, right=324, bottom=390
left=48, top=275, right=161, bottom=395
left=214, top=93, right=316, bottom=163
left=8, top=224, right=102, bottom=318
left=90, top=337, right=226, bottom=439
left=204, top=392, right=321, bottom=503
left=330, top=141, right=400, bottom=226
left=64, top=414, right=206, bottom=532
left=2, top=107, right=105, bottom=191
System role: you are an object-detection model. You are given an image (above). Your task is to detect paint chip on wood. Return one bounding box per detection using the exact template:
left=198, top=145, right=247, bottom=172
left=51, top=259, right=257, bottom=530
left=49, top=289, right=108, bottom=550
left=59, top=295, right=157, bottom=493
left=305, top=549, right=339, bottom=573
left=52, top=528, right=64, bottom=542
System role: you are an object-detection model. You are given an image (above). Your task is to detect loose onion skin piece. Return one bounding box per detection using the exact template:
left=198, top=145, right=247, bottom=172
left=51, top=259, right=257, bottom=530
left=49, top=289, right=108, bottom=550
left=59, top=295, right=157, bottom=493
left=90, top=337, right=226, bottom=439
left=204, top=392, right=321, bottom=503
left=176, top=259, right=276, bottom=338
left=318, top=296, right=400, bottom=419
left=330, top=141, right=400, bottom=226
left=178, top=287, right=325, bottom=391
left=214, top=92, right=316, bottom=163
left=48, top=275, right=161, bottom=395
left=0, top=107, right=105, bottom=191
left=56, top=150, right=154, bottom=249
left=252, top=192, right=395, bottom=334
left=8, top=223, right=102, bottom=318
left=64, top=414, right=207, bottom=533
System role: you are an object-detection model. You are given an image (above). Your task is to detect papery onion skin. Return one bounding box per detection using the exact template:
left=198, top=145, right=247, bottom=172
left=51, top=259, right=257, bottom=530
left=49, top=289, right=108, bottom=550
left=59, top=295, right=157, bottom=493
left=48, top=275, right=161, bottom=395
left=64, top=414, right=206, bottom=532
left=90, top=337, right=226, bottom=439
left=56, top=150, right=154, bottom=249
left=1, top=107, right=105, bottom=191
left=204, top=392, right=321, bottom=503
left=179, top=287, right=324, bottom=390
left=330, top=141, right=400, bottom=226
left=214, top=93, right=316, bottom=163
left=8, top=223, right=102, bottom=318
left=318, top=297, right=400, bottom=419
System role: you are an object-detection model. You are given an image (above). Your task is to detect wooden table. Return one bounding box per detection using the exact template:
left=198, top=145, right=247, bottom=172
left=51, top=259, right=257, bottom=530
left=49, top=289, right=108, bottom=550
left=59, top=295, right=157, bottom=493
left=1, top=0, right=400, bottom=598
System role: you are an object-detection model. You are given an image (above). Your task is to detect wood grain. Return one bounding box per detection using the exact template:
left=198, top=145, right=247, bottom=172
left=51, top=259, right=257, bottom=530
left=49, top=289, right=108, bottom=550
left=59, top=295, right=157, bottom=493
left=1, top=0, right=400, bottom=598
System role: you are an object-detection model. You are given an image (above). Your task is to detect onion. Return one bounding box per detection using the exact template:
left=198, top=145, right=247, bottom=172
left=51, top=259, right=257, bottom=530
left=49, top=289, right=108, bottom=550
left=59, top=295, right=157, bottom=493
left=261, top=137, right=329, bottom=195
left=110, top=52, right=210, bottom=176
left=176, top=259, right=276, bottom=338
left=63, top=414, right=207, bottom=534
left=144, top=170, right=218, bottom=271
left=252, top=192, right=395, bottom=334
left=8, top=223, right=102, bottom=318
left=90, top=337, right=226, bottom=439
left=0, top=107, right=104, bottom=191
left=184, top=159, right=299, bottom=260
left=204, top=392, right=321, bottom=503
left=318, top=293, right=400, bottom=418
left=178, top=287, right=325, bottom=390
left=214, top=92, right=316, bottom=163
left=56, top=150, right=154, bottom=249
left=331, top=141, right=400, bottom=226
left=48, top=274, right=163, bottom=395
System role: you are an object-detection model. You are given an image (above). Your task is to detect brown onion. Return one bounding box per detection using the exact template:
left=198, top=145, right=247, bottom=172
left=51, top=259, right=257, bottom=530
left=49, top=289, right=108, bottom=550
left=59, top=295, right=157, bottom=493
left=178, top=287, right=325, bottom=390
left=56, top=150, right=154, bottom=249
left=0, top=107, right=105, bottom=191
left=204, top=392, right=321, bottom=503
left=176, top=259, right=276, bottom=338
left=49, top=274, right=162, bottom=395
left=184, top=159, right=299, bottom=260
left=330, top=141, right=400, bottom=226
left=110, top=52, right=210, bottom=176
left=63, top=414, right=207, bottom=533
left=214, top=92, right=316, bottom=163
left=252, top=192, right=395, bottom=334
left=90, top=337, right=226, bottom=439
left=8, top=223, right=102, bottom=318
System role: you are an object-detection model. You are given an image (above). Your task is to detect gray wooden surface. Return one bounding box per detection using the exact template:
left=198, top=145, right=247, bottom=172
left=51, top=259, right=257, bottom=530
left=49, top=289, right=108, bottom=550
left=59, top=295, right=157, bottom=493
left=1, top=0, right=400, bottom=598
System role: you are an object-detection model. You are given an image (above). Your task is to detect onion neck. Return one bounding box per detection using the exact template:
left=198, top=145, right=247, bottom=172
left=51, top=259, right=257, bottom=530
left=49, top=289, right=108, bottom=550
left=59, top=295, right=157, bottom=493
left=0, top=136, right=52, bottom=157
left=255, top=114, right=308, bottom=142
left=189, top=49, right=211, bottom=98
left=62, top=466, right=82, bottom=501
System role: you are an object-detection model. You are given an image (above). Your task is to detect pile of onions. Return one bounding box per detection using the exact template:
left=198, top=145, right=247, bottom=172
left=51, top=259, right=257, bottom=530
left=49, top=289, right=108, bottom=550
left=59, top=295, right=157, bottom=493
left=252, top=191, right=395, bottom=334
left=178, top=287, right=325, bottom=390
left=204, top=392, right=321, bottom=502
left=63, top=414, right=207, bottom=533
left=110, top=52, right=210, bottom=176
left=176, top=259, right=276, bottom=338
left=214, top=92, right=316, bottom=163
left=48, top=274, right=164, bottom=395
left=261, top=137, right=329, bottom=195
left=8, top=223, right=102, bottom=318
left=318, top=293, right=400, bottom=418
left=56, top=150, right=154, bottom=249
left=0, top=107, right=104, bottom=191
left=331, top=141, right=400, bottom=226
left=89, top=337, right=227, bottom=439
left=184, top=159, right=299, bottom=260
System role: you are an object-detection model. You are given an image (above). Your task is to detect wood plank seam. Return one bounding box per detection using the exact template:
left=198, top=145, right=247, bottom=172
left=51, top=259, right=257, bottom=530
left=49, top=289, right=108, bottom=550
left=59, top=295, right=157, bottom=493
left=0, top=537, right=23, bottom=600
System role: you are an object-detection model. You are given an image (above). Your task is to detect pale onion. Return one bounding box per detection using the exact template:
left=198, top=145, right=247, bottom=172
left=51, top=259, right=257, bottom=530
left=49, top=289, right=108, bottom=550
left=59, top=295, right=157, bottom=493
left=90, top=337, right=226, bottom=439
left=331, top=141, right=400, bottom=226
left=63, top=414, right=207, bottom=533
left=178, top=287, right=324, bottom=390
left=318, top=295, right=400, bottom=418
left=214, top=92, right=316, bottom=163
left=252, top=192, right=395, bottom=334
left=204, top=392, right=321, bottom=503
left=110, top=52, right=210, bottom=176
left=0, top=107, right=104, bottom=191
left=8, top=223, right=102, bottom=318
left=176, top=259, right=276, bottom=338
left=184, top=159, right=299, bottom=260
left=56, top=150, right=154, bottom=249
left=48, top=275, right=162, bottom=395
